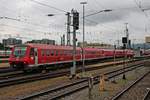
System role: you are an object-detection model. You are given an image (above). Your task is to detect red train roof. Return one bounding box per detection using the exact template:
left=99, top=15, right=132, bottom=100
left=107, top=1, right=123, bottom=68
left=14, top=43, right=133, bottom=52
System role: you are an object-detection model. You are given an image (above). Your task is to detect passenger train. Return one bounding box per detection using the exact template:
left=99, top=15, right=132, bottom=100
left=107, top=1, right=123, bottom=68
left=0, top=50, right=11, bottom=57
left=9, top=43, right=134, bottom=70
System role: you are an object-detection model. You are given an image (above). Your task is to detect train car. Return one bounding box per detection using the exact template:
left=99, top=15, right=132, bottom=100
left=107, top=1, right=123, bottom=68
left=141, top=49, right=150, bottom=57
left=9, top=43, right=134, bottom=70
left=9, top=44, right=104, bottom=70
left=103, top=49, right=134, bottom=58
left=126, top=49, right=134, bottom=57
left=103, top=49, right=114, bottom=58
left=115, top=50, right=124, bottom=57
left=0, top=50, right=11, bottom=57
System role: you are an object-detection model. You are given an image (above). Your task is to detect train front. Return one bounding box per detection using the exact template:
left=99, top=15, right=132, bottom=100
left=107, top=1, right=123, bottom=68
left=9, top=45, right=29, bottom=69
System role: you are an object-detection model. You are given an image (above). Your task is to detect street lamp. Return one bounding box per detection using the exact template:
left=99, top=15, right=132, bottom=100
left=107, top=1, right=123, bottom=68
left=47, top=14, right=54, bottom=17
left=80, top=1, right=112, bottom=75
left=80, top=1, right=87, bottom=74
left=85, top=9, right=112, bottom=17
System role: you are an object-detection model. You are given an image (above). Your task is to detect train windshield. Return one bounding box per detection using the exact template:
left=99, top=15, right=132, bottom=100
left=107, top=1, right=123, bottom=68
left=13, top=46, right=27, bottom=57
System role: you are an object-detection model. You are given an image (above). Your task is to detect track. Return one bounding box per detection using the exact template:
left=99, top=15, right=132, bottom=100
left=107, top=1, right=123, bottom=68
left=18, top=62, right=145, bottom=100
left=0, top=57, right=123, bottom=76
left=0, top=58, right=141, bottom=80
left=0, top=56, right=147, bottom=80
left=0, top=70, right=24, bottom=80
left=0, top=56, right=146, bottom=74
left=0, top=67, right=18, bottom=73
left=0, top=60, right=144, bottom=88
left=111, top=70, right=150, bottom=100
left=143, top=88, right=150, bottom=100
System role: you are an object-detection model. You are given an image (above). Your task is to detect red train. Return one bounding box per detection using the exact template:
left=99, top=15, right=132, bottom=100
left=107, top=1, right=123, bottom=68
left=9, top=43, right=134, bottom=70
left=142, top=49, right=150, bottom=56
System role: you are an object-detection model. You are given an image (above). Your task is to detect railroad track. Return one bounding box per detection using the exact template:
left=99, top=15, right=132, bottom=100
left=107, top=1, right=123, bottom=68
left=0, top=57, right=123, bottom=78
left=0, top=56, right=146, bottom=74
left=0, top=67, right=18, bottom=73
left=0, top=58, right=142, bottom=80
left=18, top=62, right=145, bottom=100
left=143, top=88, right=150, bottom=100
left=0, top=70, right=24, bottom=80
left=0, top=60, right=144, bottom=88
left=111, top=70, right=150, bottom=100
left=0, top=56, right=147, bottom=80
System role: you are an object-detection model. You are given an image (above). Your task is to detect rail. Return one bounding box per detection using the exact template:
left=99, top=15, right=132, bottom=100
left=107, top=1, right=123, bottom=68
left=111, top=71, right=150, bottom=100
left=18, top=62, right=145, bottom=100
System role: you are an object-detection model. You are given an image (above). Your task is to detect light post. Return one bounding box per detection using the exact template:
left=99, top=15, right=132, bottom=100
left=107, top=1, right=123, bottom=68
left=80, top=2, right=112, bottom=75
left=47, top=14, right=54, bottom=17
left=85, top=9, right=112, bottom=17
left=80, top=1, right=87, bottom=74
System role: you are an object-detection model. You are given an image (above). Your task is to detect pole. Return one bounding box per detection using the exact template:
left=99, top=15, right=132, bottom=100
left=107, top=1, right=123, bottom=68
left=117, top=40, right=119, bottom=49
left=123, top=43, right=127, bottom=80
left=125, top=23, right=129, bottom=49
left=112, top=44, right=117, bottom=83
left=70, top=9, right=77, bottom=78
left=71, top=25, right=76, bottom=78
left=122, top=23, right=128, bottom=80
left=63, top=34, right=65, bottom=45
left=81, top=2, right=86, bottom=74
left=66, top=12, right=71, bottom=46
left=60, top=36, right=63, bottom=46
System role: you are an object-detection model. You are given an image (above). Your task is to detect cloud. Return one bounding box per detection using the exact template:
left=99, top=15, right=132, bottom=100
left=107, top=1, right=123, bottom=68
left=0, top=0, right=150, bottom=44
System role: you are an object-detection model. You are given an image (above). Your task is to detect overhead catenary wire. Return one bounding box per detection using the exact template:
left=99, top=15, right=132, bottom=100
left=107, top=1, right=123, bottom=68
left=30, top=0, right=67, bottom=13
left=0, top=24, right=65, bottom=41
left=0, top=0, right=67, bottom=33
left=133, top=0, right=149, bottom=18
left=84, top=18, right=123, bottom=33
left=0, top=16, right=65, bottom=30
left=1, top=0, right=123, bottom=35
left=132, top=0, right=150, bottom=33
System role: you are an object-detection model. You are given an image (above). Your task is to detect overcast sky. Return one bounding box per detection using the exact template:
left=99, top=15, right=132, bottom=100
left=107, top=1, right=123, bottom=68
left=0, top=0, right=150, bottom=44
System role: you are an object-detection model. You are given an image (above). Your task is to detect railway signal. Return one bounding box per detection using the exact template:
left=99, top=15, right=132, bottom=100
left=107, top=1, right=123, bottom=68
left=72, top=11, right=79, bottom=30
left=122, top=37, right=127, bottom=80
left=70, top=9, right=79, bottom=78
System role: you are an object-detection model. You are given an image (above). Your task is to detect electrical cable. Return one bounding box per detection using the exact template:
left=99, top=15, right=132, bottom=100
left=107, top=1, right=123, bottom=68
left=30, top=0, right=67, bottom=13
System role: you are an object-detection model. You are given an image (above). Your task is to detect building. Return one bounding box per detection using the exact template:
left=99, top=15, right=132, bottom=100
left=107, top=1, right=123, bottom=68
left=2, top=38, right=22, bottom=47
left=26, top=39, right=55, bottom=45
left=145, top=36, right=150, bottom=43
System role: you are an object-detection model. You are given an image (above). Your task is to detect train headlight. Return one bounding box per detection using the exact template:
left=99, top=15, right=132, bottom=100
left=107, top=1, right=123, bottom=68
left=31, top=57, right=34, bottom=60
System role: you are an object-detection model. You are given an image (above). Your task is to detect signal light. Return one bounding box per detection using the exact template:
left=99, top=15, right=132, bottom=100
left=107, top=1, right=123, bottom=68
left=73, top=11, right=79, bottom=30
left=122, top=37, right=127, bottom=43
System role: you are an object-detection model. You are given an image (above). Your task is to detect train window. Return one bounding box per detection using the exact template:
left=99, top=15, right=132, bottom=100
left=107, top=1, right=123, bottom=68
left=56, top=50, right=58, bottom=56
left=64, top=51, right=67, bottom=55
left=13, top=47, right=27, bottom=57
left=41, top=50, right=45, bottom=56
left=46, top=50, right=50, bottom=56
left=51, top=50, right=54, bottom=56
left=66, top=50, right=69, bottom=55
left=35, top=51, right=37, bottom=56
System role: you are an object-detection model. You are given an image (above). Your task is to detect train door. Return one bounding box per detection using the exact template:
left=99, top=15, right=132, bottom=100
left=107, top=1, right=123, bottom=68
left=34, top=48, right=38, bottom=65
